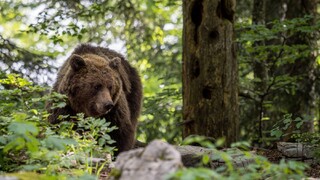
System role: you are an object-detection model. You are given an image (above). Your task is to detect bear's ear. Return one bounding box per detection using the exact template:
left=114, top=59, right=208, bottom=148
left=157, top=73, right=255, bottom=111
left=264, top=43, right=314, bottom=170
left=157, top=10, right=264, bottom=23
left=110, top=57, right=121, bottom=69
left=70, top=54, right=86, bottom=71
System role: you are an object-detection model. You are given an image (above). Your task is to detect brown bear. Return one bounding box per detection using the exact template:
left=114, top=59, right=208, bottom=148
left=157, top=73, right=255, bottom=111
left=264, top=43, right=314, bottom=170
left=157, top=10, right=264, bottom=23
left=47, top=44, right=143, bottom=153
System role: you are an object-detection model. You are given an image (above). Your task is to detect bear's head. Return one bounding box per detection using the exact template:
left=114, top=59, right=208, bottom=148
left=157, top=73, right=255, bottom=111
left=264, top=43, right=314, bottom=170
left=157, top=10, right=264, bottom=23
left=63, top=54, right=123, bottom=117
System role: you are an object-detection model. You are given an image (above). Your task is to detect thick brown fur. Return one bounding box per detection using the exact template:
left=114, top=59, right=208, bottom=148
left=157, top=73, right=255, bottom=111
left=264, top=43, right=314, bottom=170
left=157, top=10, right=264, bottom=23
left=47, top=44, right=143, bottom=153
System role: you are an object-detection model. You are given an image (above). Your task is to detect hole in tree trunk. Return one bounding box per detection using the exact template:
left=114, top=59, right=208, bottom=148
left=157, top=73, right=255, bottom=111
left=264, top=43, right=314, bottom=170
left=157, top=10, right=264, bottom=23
left=191, top=0, right=203, bottom=26
left=202, top=86, right=212, bottom=99
left=191, top=55, right=200, bottom=79
left=209, top=29, right=219, bottom=40
left=191, top=0, right=203, bottom=44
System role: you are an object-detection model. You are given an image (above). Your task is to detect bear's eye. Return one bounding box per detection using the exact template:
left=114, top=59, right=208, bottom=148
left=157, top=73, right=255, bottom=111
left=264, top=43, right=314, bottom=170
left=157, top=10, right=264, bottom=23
left=94, top=84, right=102, bottom=91
left=107, top=84, right=112, bottom=90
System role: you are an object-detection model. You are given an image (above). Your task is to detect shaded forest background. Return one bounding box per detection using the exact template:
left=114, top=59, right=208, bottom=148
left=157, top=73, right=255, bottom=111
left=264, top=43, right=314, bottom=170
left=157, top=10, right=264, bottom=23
left=1, top=0, right=320, bottom=150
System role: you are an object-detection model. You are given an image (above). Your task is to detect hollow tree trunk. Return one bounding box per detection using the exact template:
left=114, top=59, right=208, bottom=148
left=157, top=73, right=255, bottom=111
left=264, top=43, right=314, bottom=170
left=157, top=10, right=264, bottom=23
left=182, top=0, right=239, bottom=146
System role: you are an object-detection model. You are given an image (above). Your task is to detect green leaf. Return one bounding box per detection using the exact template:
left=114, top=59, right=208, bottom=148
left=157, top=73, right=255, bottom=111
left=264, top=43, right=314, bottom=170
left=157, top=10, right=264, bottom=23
left=25, top=134, right=40, bottom=152
left=283, top=118, right=292, bottom=124
left=29, top=109, right=38, bottom=115
left=271, top=129, right=283, bottom=138
left=12, top=112, right=28, bottom=121
left=8, top=121, right=39, bottom=136
left=44, top=136, right=77, bottom=150
left=0, top=136, right=7, bottom=144
left=56, top=102, right=66, bottom=108
left=3, top=136, right=25, bottom=153
left=98, top=138, right=106, bottom=146
left=20, top=164, right=42, bottom=171
left=295, top=121, right=303, bottom=129
left=215, top=138, right=225, bottom=147
left=202, top=154, right=210, bottom=165
left=168, top=168, right=220, bottom=180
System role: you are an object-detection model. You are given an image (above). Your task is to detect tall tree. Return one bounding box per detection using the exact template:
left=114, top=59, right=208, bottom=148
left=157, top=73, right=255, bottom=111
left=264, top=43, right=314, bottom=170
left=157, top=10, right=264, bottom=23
left=237, top=0, right=320, bottom=143
left=282, top=0, right=318, bottom=132
left=252, top=0, right=267, bottom=139
left=264, top=0, right=318, bottom=132
left=182, top=0, right=239, bottom=146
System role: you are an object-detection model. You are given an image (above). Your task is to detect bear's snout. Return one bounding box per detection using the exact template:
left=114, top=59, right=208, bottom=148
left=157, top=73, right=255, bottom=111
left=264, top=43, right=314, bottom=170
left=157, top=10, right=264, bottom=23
left=104, top=102, right=114, bottom=113
left=88, top=100, right=114, bottom=117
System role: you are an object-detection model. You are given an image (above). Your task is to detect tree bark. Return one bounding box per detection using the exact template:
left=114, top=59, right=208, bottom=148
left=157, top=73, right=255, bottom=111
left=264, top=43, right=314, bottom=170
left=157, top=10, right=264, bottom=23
left=182, top=0, right=239, bottom=146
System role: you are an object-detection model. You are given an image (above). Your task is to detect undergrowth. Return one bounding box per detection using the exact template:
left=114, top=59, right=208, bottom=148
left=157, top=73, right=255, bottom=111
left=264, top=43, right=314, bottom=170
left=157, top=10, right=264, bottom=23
left=0, top=74, right=313, bottom=179
left=0, top=74, right=116, bottom=179
left=167, top=136, right=308, bottom=180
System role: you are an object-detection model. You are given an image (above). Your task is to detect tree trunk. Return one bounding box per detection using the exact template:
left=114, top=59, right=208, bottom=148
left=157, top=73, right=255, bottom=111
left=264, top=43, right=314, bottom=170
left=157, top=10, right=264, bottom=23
left=283, top=0, right=317, bottom=133
left=264, top=0, right=317, bottom=133
left=182, top=0, right=239, bottom=146
left=265, top=0, right=286, bottom=24
left=252, top=0, right=268, bottom=140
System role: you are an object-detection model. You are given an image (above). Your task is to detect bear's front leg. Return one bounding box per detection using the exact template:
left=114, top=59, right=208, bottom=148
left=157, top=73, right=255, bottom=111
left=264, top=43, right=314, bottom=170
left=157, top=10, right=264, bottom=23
left=108, top=94, right=136, bottom=153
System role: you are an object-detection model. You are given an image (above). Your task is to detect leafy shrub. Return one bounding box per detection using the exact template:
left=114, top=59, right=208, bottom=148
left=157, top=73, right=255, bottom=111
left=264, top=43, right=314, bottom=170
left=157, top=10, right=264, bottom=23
left=0, top=74, right=115, bottom=178
left=237, top=15, right=319, bottom=142
left=167, top=136, right=308, bottom=180
left=270, top=114, right=306, bottom=140
left=270, top=114, right=319, bottom=144
left=270, top=114, right=320, bottom=162
left=139, top=87, right=182, bottom=144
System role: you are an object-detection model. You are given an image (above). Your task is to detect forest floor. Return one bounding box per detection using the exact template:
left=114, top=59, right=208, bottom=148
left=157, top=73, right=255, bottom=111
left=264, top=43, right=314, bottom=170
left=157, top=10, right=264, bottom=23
left=102, top=148, right=320, bottom=179
left=258, top=149, right=320, bottom=178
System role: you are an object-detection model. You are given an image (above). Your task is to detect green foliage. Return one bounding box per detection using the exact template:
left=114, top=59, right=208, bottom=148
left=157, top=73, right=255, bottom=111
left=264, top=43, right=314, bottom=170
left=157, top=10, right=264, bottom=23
left=237, top=15, right=319, bottom=142
left=1, top=0, right=319, bottom=178
left=270, top=114, right=320, bottom=162
left=1, top=1, right=183, bottom=177
left=12, top=0, right=183, bottom=144
left=167, top=136, right=308, bottom=180
left=169, top=167, right=220, bottom=180
left=72, top=113, right=117, bottom=148
left=0, top=74, right=115, bottom=178
left=270, top=114, right=319, bottom=144
left=139, top=87, right=182, bottom=143
left=270, top=114, right=304, bottom=140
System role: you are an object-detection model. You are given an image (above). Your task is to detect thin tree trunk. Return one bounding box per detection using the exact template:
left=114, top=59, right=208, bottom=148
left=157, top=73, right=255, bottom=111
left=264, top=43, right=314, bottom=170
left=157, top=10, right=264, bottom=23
left=261, top=0, right=317, bottom=133
left=252, top=0, right=267, bottom=140
left=281, top=0, right=317, bottom=132
left=182, top=0, right=239, bottom=146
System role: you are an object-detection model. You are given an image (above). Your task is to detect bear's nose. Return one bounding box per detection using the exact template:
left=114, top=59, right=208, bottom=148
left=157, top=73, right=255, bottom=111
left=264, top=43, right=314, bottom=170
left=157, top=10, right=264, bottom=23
left=104, top=102, right=114, bottom=112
